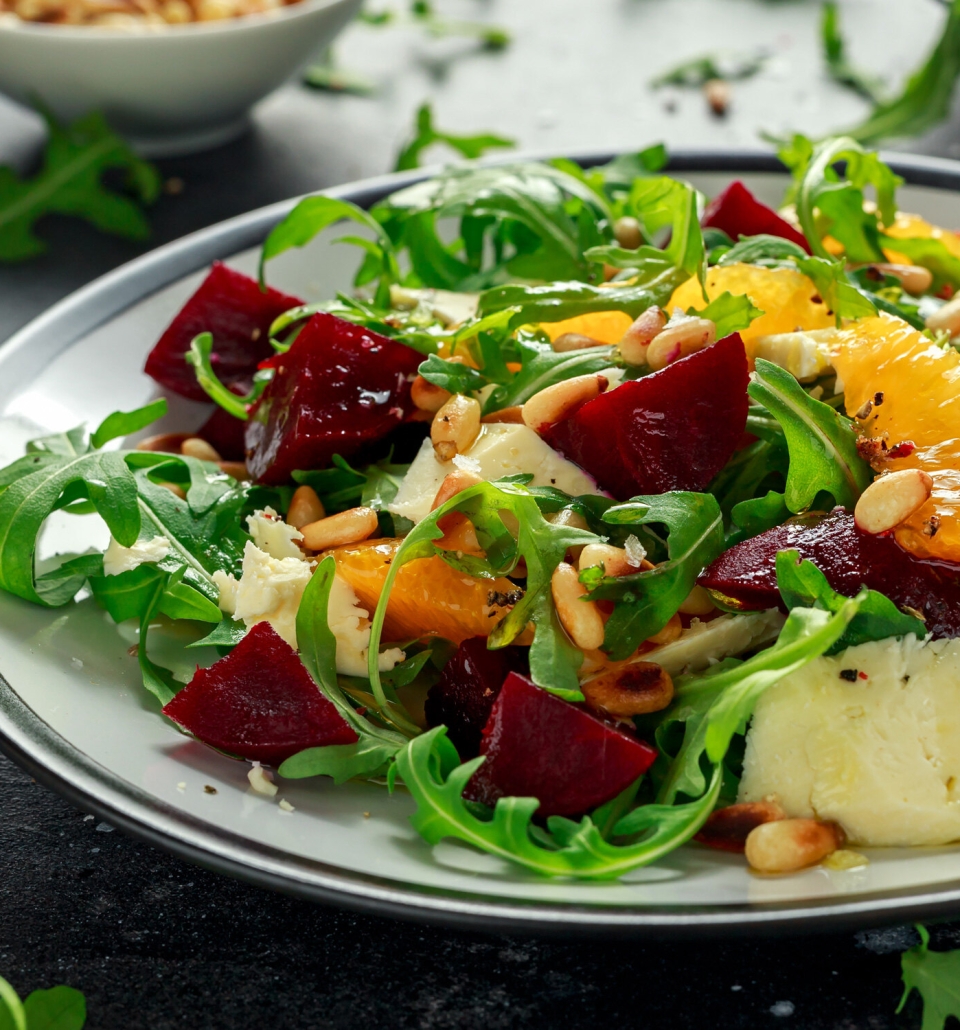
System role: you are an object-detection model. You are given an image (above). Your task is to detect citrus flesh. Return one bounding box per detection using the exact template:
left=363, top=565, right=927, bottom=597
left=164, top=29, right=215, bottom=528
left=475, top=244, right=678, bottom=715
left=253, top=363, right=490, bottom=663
left=541, top=310, right=633, bottom=345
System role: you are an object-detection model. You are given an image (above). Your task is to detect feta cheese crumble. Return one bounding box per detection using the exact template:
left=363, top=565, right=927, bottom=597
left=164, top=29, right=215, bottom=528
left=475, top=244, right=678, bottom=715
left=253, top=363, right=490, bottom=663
left=103, top=534, right=171, bottom=576
left=326, top=573, right=405, bottom=677
left=246, top=507, right=304, bottom=560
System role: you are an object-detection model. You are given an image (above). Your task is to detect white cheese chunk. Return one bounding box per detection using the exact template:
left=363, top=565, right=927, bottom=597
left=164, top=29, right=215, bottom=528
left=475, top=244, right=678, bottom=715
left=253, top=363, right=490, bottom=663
left=388, top=285, right=479, bottom=327
left=739, top=635, right=960, bottom=847
left=326, top=572, right=405, bottom=677
left=246, top=507, right=304, bottom=560
left=751, top=329, right=837, bottom=382
left=389, top=423, right=602, bottom=524
left=103, top=535, right=171, bottom=577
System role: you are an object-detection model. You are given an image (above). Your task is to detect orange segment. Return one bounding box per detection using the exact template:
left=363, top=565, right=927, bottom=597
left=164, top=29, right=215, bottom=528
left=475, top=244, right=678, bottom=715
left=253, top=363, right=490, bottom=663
left=828, top=313, right=960, bottom=561
left=668, top=264, right=835, bottom=359
left=541, top=310, right=633, bottom=345
left=882, top=211, right=960, bottom=267
left=328, top=538, right=522, bottom=645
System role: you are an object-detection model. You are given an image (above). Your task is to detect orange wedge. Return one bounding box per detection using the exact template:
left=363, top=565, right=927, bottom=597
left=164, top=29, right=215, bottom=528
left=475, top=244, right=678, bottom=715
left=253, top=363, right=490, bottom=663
left=541, top=310, right=633, bottom=345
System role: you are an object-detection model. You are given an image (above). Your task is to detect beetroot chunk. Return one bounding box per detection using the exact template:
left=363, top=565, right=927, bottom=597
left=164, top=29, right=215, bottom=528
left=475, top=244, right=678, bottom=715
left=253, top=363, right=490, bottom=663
left=198, top=403, right=247, bottom=461
left=698, top=508, right=960, bottom=638
left=702, top=180, right=811, bottom=253
left=465, top=672, right=658, bottom=818
left=145, top=263, right=303, bottom=403
left=423, top=637, right=529, bottom=759
left=162, top=622, right=357, bottom=765
left=544, top=333, right=749, bottom=500
left=245, top=312, right=422, bottom=485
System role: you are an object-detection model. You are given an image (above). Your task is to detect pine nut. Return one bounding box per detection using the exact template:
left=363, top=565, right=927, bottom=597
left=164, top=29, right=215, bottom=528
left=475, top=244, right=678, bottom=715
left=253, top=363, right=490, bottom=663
left=925, top=294, right=960, bottom=335
left=613, top=215, right=643, bottom=250
left=695, top=800, right=786, bottom=853
left=431, top=469, right=483, bottom=511
left=678, top=584, right=716, bottom=616
left=522, top=374, right=608, bottom=434
left=300, top=507, right=378, bottom=551
left=854, top=469, right=933, bottom=534
left=581, top=661, right=673, bottom=717
left=579, top=543, right=636, bottom=579
left=704, top=78, right=730, bottom=117
left=551, top=332, right=607, bottom=353
left=646, top=316, right=716, bottom=371
left=136, top=432, right=190, bottom=453
left=618, top=306, right=666, bottom=366
left=411, top=375, right=451, bottom=413
left=181, top=437, right=221, bottom=462
left=871, top=262, right=933, bottom=296
left=437, top=512, right=481, bottom=552
left=432, top=394, right=481, bottom=462
left=646, top=612, right=682, bottom=645
left=551, top=561, right=606, bottom=650
left=286, top=485, right=325, bottom=529
left=481, top=406, right=525, bottom=424
left=218, top=461, right=249, bottom=481
left=744, top=818, right=843, bottom=873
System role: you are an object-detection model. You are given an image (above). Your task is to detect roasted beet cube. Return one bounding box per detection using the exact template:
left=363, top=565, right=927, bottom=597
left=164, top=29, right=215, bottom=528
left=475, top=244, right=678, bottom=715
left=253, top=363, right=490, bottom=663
left=701, top=180, right=811, bottom=253
left=544, top=333, right=749, bottom=500
left=162, top=621, right=357, bottom=765
left=465, top=672, right=658, bottom=818
left=698, top=508, right=960, bottom=638
left=144, top=262, right=303, bottom=403
left=198, top=403, right=247, bottom=461
left=424, top=637, right=529, bottom=759
left=245, top=312, right=422, bottom=484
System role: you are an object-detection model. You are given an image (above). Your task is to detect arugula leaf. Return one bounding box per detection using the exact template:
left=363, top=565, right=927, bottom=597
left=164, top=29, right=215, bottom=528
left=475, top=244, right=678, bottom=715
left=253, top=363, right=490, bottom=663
left=586, top=493, right=725, bottom=661
left=688, top=291, right=764, bottom=338
left=898, top=925, right=960, bottom=1030
left=409, top=1, right=510, bottom=49
left=90, top=564, right=221, bottom=626
left=417, top=352, right=488, bottom=395
left=792, top=255, right=877, bottom=325
left=90, top=399, right=167, bottom=450
left=292, top=457, right=366, bottom=514
left=821, top=1, right=885, bottom=104
left=302, top=60, right=377, bottom=96
left=748, top=359, right=873, bottom=511
left=717, top=234, right=807, bottom=267
left=394, top=103, right=515, bottom=172
left=394, top=725, right=721, bottom=879
left=775, top=550, right=925, bottom=654
left=727, top=491, right=790, bottom=547
left=650, top=50, right=767, bottom=88
left=0, top=976, right=25, bottom=1030
left=874, top=233, right=960, bottom=294
left=185, top=333, right=271, bottom=420
left=279, top=556, right=408, bottom=782
left=22, top=985, right=86, bottom=1030
left=0, top=108, right=159, bottom=263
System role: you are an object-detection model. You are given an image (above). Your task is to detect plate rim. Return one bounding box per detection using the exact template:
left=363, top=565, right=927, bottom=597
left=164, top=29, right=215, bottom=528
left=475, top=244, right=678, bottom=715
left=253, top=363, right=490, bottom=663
left=5, top=147, right=960, bottom=938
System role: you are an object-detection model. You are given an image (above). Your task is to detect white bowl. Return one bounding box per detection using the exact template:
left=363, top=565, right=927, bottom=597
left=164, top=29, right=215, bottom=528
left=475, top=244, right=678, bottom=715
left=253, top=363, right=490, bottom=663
left=0, top=0, right=361, bottom=156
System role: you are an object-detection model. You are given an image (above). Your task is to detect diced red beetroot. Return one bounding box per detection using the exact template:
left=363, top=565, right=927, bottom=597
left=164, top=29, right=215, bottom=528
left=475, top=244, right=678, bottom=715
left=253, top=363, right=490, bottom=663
left=245, top=312, right=422, bottom=485
left=423, top=637, right=529, bottom=759
left=543, top=333, right=749, bottom=500
left=144, top=263, right=303, bottom=403
left=465, top=672, right=658, bottom=818
left=198, top=403, right=247, bottom=461
left=698, top=508, right=960, bottom=638
left=701, top=180, right=811, bottom=253
left=162, top=622, right=357, bottom=765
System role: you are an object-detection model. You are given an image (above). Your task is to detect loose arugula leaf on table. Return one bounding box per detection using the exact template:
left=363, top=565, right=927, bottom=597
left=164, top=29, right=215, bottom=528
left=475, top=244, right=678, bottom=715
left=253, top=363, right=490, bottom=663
left=821, top=1, right=885, bottom=104
left=585, top=493, right=725, bottom=661
left=775, top=550, right=925, bottom=654
left=898, top=925, right=960, bottom=1030
left=0, top=108, right=160, bottom=263
left=302, top=59, right=378, bottom=96
left=792, top=254, right=877, bottom=325
left=748, top=358, right=873, bottom=512
left=279, top=556, right=409, bottom=781
left=408, top=1, right=510, bottom=49
left=394, top=103, right=514, bottom=172
left=687, top=291, right=764, bottom=338
left=649, top=50, right=767, bottom=88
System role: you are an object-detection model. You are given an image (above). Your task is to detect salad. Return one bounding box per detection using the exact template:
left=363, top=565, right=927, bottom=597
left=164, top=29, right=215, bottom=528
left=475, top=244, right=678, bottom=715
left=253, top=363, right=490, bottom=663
left=3, top=135, right=960, bottom=881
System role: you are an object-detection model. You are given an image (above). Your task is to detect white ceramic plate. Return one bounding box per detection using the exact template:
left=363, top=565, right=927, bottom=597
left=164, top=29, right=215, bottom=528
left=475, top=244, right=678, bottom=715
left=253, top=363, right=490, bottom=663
left=4, top=152, right=960, bottom=937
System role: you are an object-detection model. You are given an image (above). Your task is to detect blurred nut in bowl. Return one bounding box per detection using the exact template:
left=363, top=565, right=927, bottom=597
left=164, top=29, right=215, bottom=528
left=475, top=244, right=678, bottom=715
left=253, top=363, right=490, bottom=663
left=0, top=0, right=362, bottom=156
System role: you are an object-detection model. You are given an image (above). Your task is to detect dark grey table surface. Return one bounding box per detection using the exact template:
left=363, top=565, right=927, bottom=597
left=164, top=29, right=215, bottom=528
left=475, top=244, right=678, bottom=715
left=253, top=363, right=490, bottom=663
left=2, top=1, right=960, bottom=1026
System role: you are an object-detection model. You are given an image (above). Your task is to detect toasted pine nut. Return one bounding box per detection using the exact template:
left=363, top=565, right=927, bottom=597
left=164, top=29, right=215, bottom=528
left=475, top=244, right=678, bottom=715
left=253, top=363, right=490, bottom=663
left=136, top=432, right=189, bottom=453
left=925, top=294, right=960, bottom=335
left=481, top=406, right=525, bottom=424
left=579, top=543, right=636, bottom=579
left=286, top=485, right=325, bottom=529
left=581, top=661, right=673, bottom=718
left=870, top=262, right=933, bottom=296
left=618, top=306, right=667, bottom=366
left=522, top=374, right=608, bottom=434
left=744, top=818, right=843, bottom=873
left=181, top=437, right=221, bottom=462
left=613, top=215, right=643, bottom=250
left=431, top=469, right=483, bottom=511
left=646, top=611, right=682, bottom=645
left=704, top=77, right=730, bottom=117
left=431, top=394, right=481, bottom=462
left=159, top=482, right=186, bottom=500
left=854, top=469, right=933, bottom=535
left=678, top=584, right=716, bottom=616
left=551, top=562, right=606, bottom=650
left=301, top=507, right=378, bottom=551
left=646, top=316, right=717, bottom=371
left=218, top=461, right=249, bottom=481
left=411, top=375, right=451, bottom=413
left=695, top=800, right=786, bottom=853
left=437, top=512, right=481, bottom=551
left=551, top=332, right=607, bottom=353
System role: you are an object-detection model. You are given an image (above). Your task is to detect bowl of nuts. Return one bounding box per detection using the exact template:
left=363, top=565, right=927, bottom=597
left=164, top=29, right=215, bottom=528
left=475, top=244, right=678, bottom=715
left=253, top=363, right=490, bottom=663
left=0, top=0, right=361, bottom=155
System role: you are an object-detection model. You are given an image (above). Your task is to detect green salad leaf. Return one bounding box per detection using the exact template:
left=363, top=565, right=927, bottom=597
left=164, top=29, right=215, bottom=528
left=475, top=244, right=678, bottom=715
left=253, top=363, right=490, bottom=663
left=650, top=50, right=767, bottom=88
left=688, top=291, right=764, bottom=338
left=22, top=985, right=86, bottom=1030
left=0, top=976, right=25, bottom=1030
left=821, top=1, right=885, bottom=104
left=89, top=399, right=168, bottom=450
left=185, top=333, right=272, bottom=420
left=716, top=234, right=808, bottom=268
left=748, top=359, right=872, bottom=512
left=792, top=254, right=877, bottom=325
left=394, top=103, right=514, bottom=172
left=898, top=925, right=960, bottom=1030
